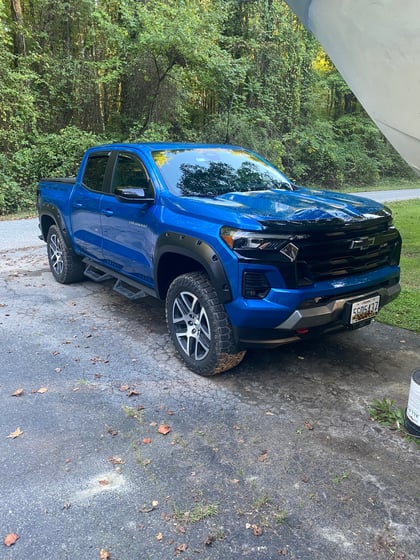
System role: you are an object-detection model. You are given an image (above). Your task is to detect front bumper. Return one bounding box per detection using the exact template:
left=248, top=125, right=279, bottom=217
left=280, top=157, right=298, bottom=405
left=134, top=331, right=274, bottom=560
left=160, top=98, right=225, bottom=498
left=232, top=281, right=400, bottom=348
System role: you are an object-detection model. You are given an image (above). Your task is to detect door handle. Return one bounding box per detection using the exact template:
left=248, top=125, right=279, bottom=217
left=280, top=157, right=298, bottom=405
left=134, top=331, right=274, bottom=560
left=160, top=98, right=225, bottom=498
left=102, top=209, right=114, bottom=216
left=73, top=202, right=83, bottom=208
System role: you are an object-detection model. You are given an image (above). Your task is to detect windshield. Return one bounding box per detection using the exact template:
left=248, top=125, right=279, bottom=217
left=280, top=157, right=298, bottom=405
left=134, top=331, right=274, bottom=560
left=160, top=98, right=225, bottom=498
left=151, top=147, right=290, bottom=197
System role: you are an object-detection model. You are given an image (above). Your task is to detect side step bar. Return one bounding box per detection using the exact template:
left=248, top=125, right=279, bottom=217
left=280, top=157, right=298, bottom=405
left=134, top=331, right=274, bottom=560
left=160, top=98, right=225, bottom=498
left=84, top=264, right=113, bottom=282
left=113, top=279, right=147, bottom=300
left=83, top=259, right=156, bottom=300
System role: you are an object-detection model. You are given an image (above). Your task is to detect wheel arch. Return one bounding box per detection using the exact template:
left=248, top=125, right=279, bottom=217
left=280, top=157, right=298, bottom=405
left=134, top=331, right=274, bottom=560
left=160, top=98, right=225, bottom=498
left=155, top=232, right=232, bottom=304
left=39, top=205, right=72, bottom=248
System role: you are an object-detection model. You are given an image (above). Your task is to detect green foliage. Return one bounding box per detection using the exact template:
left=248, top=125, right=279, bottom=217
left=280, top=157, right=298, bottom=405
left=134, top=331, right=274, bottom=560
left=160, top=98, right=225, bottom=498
left=282, top=116, right=415, bottom=187
left=369, top=399, right=406, bottom=430
left=0, top=0, right=417, bottom=213
left=369, top=398, right=419, bottom=448
left=0, top=126, right=104, bottom=215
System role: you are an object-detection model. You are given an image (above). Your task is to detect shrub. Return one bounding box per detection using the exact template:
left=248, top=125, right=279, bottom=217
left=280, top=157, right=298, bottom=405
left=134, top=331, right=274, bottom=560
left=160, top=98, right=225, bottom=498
left=1, top=127, right=106, bottom=215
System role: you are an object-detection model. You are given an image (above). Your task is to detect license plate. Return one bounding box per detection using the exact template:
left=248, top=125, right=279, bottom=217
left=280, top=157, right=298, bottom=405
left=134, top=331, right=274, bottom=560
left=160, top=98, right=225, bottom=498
left=350, top=295, right=380, bottom=325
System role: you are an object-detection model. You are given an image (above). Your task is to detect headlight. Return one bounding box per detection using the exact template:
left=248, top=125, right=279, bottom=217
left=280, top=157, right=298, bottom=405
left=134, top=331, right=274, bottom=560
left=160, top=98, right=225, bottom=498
left=220, top=226, right=300, bottom=262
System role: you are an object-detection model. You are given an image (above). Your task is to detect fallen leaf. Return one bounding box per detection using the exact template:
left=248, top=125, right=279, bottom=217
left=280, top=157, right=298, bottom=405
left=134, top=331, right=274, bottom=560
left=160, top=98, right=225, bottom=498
left=158, top=424, right=171, bottom=435
left=7, top=427, right=23, bottom=439
left=36, top=387, right=48, bottom=394
left=156, top=532, right=163, bottom=541
left=106, top=426, right=118, bottom=437
left=99, top=548, right=111, bottom=559
left=252, top=524, right=263, bottom=536
left=119, top=384, right=130, bottom=392
left=54, top=367, right=61, bottom=373
left=139, top=501, right=159, bottom=513
left=257, top=450, right=268, bottom=462
left=98, top=479, right=109, bottom=486
left=11, top=388, right=24, bottom=397
left=246, top=523, right=263, bottom=536
left=139, top=506, right=154, bottom=513
left=304, top=421, right=313, bottom=430
left=4, top=533, right=19, bottom=547
left=127, top=390, right=140, bottom=397
left=204, top=534, right=216, bottom=546
left=108, top=456, right=124, bottom=465
left=175, top=543, right=188, bottom=554
left=143, top=438, right=152, bottom=444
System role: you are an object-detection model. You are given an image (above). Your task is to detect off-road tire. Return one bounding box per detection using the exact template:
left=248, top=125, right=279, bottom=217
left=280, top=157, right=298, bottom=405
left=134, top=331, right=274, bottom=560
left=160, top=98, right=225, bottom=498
left=166, top=271, right=246, bottom=376
left=46, top=225, right=85, bottom=284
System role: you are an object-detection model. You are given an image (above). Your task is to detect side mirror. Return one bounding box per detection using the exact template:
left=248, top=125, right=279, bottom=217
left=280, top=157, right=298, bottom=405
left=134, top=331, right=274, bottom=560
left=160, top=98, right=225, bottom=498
left=114, top=186, right=154, bottom=203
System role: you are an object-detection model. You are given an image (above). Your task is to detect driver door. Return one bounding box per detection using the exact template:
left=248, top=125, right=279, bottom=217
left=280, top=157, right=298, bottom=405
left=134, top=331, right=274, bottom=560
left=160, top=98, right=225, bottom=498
left=100, top=151, right=157, bottom=287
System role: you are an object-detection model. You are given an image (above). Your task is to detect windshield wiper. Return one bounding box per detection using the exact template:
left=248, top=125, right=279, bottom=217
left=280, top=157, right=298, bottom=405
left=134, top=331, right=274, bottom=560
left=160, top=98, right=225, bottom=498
left=274, top=181, right=296, bottom=191
left=184, top=191, right=217, bottom=198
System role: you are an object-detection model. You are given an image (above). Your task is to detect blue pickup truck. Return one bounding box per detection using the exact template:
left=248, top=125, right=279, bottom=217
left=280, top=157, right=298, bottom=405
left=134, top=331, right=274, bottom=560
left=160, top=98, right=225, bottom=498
left=37, top=143, right=401, bottom=375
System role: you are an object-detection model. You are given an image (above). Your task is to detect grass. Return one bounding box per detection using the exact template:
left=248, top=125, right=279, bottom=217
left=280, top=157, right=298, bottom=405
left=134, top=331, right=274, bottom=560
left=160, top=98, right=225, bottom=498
left=173, top=503, right=218, bottom=523
left=369, top=398, right=420, bottom=448
left=377, top=199, right=420, bottom=333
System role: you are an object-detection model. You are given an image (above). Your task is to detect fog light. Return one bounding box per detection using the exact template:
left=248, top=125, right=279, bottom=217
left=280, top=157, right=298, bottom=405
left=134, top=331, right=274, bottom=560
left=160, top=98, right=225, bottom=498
left=243, top=271, right=270, bottom=299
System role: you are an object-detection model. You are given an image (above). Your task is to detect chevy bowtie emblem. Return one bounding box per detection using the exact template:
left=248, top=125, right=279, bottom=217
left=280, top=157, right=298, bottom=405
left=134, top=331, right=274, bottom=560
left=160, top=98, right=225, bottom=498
left=350, top=236, right=375, bottom=250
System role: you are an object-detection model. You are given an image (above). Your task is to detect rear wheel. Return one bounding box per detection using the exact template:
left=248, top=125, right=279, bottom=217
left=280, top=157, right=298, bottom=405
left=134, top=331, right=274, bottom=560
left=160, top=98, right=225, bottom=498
left=46, top=225, right=85, bottom=284
left=166, top=271, right=246, bottom=376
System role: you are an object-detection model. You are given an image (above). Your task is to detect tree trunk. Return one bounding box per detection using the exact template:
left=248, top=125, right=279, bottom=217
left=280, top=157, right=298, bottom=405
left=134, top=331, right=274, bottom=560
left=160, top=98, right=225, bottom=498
left=10, top=0, right=26, bottom=57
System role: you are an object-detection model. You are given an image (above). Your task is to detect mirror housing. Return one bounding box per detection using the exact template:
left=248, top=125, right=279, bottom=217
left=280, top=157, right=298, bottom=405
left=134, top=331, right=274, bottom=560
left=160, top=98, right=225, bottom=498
left=114, top=186, right=154, bottom=203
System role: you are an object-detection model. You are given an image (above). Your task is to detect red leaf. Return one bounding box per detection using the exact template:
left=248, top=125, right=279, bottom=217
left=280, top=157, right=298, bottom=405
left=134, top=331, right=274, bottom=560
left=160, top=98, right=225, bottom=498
left=4, top=533, right=19, bottom=547
left=158, top=424, right=171, bottom=435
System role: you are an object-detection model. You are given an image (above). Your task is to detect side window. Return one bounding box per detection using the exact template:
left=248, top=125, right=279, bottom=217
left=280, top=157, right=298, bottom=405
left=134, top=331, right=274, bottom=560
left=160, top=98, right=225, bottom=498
left=111, top=153, right=150, bottom=194
left=82, top=154, right=110, bottom=192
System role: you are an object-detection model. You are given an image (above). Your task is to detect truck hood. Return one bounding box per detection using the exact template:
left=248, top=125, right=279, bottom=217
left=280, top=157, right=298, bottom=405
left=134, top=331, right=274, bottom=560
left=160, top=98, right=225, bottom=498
left=167, top=187, right=390, bottom=229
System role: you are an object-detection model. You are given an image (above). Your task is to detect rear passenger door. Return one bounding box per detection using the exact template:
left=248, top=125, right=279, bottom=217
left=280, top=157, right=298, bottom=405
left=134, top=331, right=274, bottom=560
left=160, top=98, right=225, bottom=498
left=100, top=151, right=157, bottom=287
left=71, top=151, right=112, bottom=260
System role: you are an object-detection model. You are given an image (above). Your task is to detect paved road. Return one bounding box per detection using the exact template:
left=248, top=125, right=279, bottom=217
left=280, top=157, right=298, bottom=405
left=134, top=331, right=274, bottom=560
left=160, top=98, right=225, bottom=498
left=0, top=218, right=44, bottom=250
left=354, top=188, right=420, bottom=203
left=1, top=201, right=419, bottom=559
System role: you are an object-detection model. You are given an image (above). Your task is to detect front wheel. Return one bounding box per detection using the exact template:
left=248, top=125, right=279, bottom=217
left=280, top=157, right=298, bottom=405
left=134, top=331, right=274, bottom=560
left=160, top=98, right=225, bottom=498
left=46, top=225, right=85, bottom=284
left=166, top=272, right=246, bottom=376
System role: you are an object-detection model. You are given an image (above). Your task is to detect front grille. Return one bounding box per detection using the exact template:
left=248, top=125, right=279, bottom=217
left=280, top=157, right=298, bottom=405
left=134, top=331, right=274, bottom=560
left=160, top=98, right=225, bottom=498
left=260, top=218, right=402, bottom=288
left=294, top=227, right=401, bottom=286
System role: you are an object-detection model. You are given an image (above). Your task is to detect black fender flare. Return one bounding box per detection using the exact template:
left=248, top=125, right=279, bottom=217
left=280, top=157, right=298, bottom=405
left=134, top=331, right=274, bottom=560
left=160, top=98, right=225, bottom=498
left=155, top=232, right=232, bottom=304
left=39, top=204, right=73, bottom=249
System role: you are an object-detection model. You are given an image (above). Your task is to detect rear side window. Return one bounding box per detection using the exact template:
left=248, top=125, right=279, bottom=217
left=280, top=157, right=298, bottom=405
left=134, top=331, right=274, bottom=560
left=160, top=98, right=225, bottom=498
left=82, top=153, right=110, bottom=192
